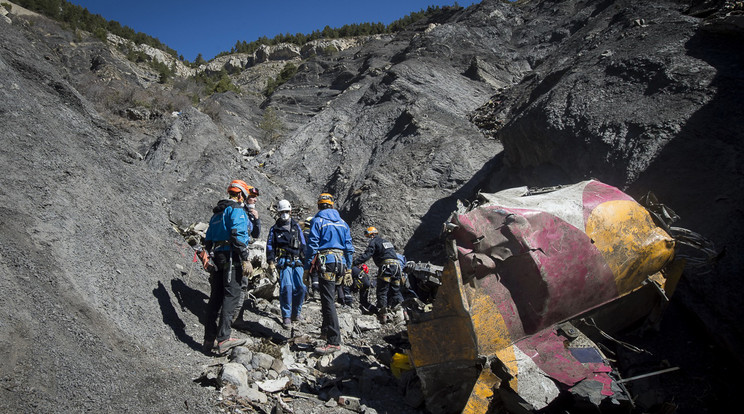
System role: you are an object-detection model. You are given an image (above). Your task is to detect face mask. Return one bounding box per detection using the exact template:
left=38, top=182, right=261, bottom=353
left=280, top=212, right=290, bottom=221
left=246, top=204, right=255, bottom=210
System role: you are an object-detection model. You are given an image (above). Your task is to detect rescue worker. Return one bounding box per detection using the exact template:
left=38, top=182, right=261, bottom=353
left=201, top=180, right=252, bottom=355
left=353, top=226, right=402, bottom=324
left=266, top=200, right=306, bottom=329
left=302, top=216, right=319, bottom=299
left=235, top=185, right=260, bottom=324
left=244, top=186, right=261, bottom=239
left=306, top=193, right=354, bottom=354
left=351, top=264, right=373, bottom=314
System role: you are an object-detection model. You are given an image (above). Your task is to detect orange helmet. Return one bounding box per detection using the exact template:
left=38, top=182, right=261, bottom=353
left=317, top=193, right=334, bottom=207
left=365, top=226, right=378, bottom=237
left=246, top=185, right=259, bottom=197
left=227, top=180, right=251, bottom=199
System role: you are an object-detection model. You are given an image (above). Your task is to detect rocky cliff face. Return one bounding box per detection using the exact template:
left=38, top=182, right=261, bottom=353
left=1, top=0, right=742, bottom=412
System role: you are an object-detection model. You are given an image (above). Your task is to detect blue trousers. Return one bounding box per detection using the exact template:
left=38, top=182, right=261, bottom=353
left=278, top=258, right=306, bottom=319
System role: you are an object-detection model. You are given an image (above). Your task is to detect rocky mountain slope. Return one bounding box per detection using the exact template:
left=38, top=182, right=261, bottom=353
left=1, top=0, right=742, bottom=412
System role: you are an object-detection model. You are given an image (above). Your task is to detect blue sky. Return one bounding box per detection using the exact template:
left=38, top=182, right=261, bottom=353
left=67, top=1, right=480, bottom=62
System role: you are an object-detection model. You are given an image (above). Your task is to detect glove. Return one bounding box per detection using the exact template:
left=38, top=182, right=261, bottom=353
left=197, top=250, right=212, bottom=271
left=242, top=260, right=253, bottom=277
left=343, top=269, right=353, bottom=287
left=303, top=269, right=310, bottom=286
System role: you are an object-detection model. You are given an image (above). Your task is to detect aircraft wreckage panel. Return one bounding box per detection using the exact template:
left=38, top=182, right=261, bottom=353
left=408, top=180, right=679, bottom=413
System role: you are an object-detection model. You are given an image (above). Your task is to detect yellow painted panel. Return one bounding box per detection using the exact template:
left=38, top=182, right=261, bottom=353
left=586, top=200, right=675, bottom=294
left=495, top=346, right=519, bottom=391
left=463, top=368, right=501, bottom=414
left=470, top=293, right=514, bottom=354
left=408, top=315, right=478, bottom=368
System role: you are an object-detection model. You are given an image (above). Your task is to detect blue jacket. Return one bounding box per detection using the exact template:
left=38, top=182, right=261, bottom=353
left=306, top=208, right=354, bottom=267
left=397, top=253, right=406, bottom=268
left=205, top=199, right=252, bottom=260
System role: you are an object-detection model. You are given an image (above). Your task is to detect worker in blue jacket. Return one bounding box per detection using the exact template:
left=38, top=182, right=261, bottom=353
left=266, top=199, right=306, bottom=329
left=202, top=180, right=252, bottom=355
left=306, top=193, right=354, bottom=354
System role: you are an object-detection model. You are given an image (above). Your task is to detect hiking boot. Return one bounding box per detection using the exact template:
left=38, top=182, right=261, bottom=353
left=314, top=344, right=341, bottom=354
left=378, top=312, right=388, bottom=325
left=217, top=338, right=246, bottom=355
left=202, top=340, right=217, bottom=353
left=282, top=317, right=292, bottom=329
left=291, top=314, right=303, bottom=323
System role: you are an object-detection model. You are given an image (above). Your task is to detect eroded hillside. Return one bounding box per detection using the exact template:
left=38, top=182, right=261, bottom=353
left=1, top=0, right=742, bottom=412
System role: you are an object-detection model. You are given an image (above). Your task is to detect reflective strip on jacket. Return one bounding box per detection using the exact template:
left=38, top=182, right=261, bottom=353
left=306, top=208, right=354, bottom=267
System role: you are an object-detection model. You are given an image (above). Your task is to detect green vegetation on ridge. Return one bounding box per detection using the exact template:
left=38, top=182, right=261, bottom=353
left=220, top=5, right=461, bottom=58
left=13, top=0, right=178, bottom=58
left=13, top=0, right=463, bottom=66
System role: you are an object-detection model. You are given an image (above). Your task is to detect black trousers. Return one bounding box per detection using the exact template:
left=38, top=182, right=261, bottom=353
left=336, top=284, right=353, bottom=305
left=317, top=261, right=343, bottom=345
left=204, top=250, right=243, bottom=343
left=376, top=264, right=403, bottom=311
left=351, top=273, right=373, bottom=312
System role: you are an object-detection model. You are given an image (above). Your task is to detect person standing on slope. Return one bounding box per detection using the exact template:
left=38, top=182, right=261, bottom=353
left=243, top=186, right=261, bottom=239
left=266, top=200, right=307, bottom=329
left=306, top=193, right=354, bottom=354
left=353, top=226, right=402, bottom=324
left=201, top=180, right=252, bottom=355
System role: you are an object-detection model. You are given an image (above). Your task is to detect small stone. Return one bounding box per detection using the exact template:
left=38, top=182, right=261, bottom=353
left=220, top=363, right=248, bottom=388
left=270, top=357, right=287, bottom=373
left=252, top=352, right=274, bottom=370
left=238, top=385, right=268, bottom=403
left=355, top=316, right=381, bottom=331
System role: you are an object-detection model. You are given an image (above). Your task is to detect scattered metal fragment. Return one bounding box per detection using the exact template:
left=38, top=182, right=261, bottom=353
left=616, top=367, right=680, bottom=384
left=338, top=396, right=362, bottom=412
left=409, top=180, right=691, bottom=413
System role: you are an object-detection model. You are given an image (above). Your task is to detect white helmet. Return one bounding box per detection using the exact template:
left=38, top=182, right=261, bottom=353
left=277, top=199, right=292, bottom=212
